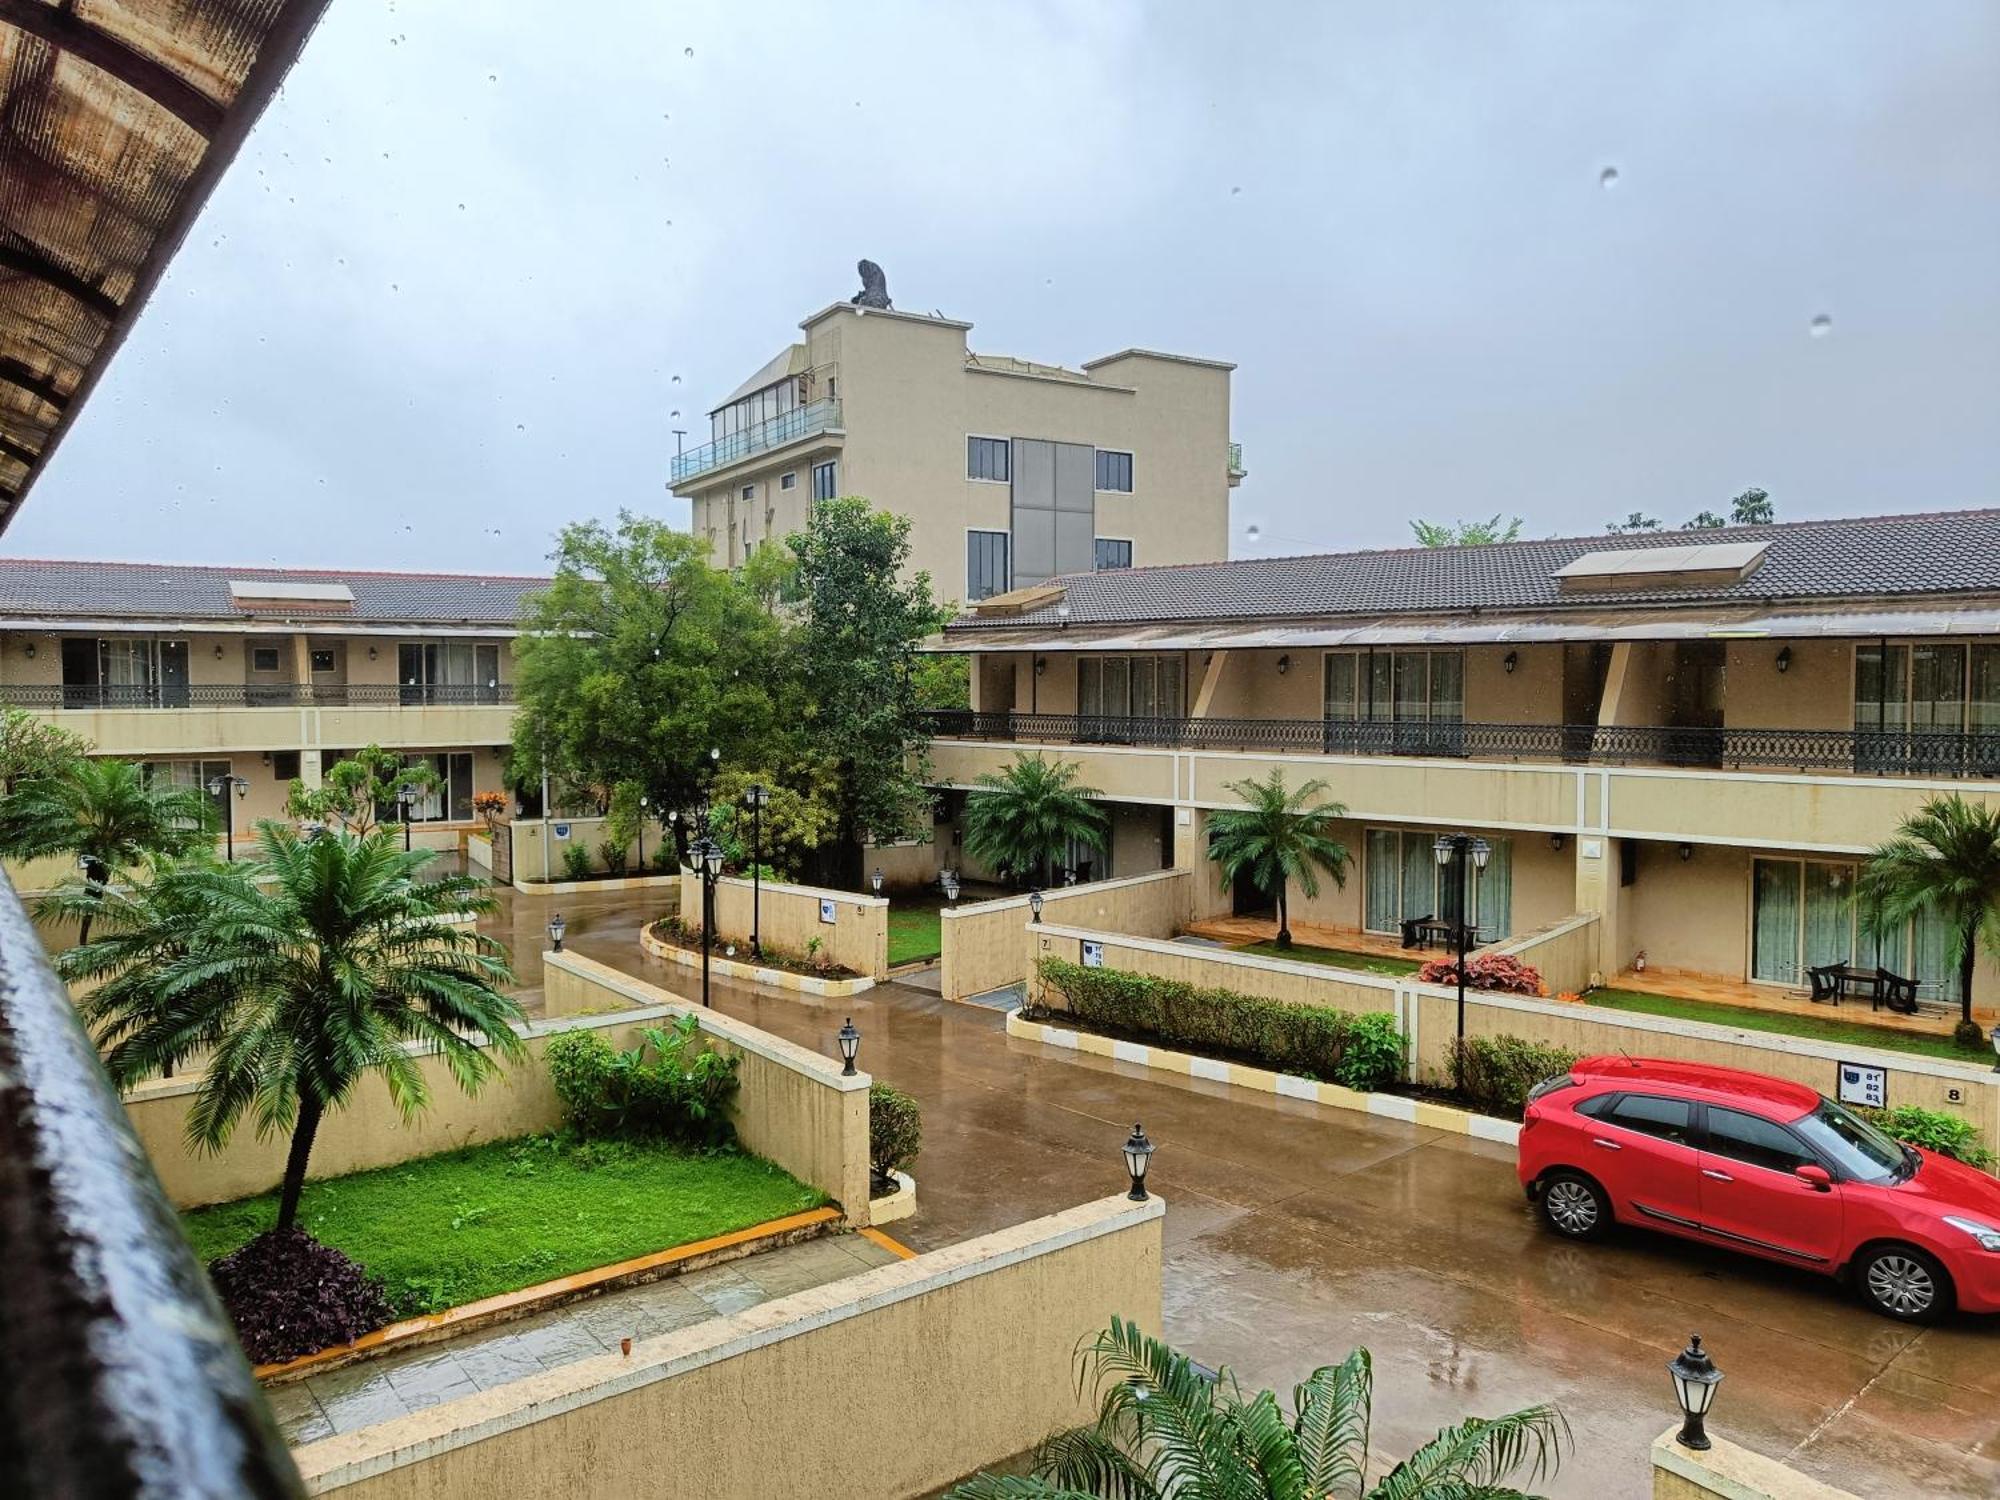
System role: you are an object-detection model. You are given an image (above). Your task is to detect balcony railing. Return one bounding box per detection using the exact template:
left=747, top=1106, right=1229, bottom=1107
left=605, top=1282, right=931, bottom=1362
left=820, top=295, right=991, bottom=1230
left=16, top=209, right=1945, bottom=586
left=670, top=398, right=842, bottom=485
left=2, top=682, right=515, bottom=710
left=1227, top=440, right=1245, bottom=476
left=920, top=710, right=2000, bottom=778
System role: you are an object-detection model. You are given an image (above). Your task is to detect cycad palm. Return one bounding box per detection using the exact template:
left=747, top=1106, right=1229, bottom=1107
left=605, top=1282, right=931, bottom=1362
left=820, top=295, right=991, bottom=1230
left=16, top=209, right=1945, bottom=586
left=1206, top=771, right=1350, bottom=949
left=0, top=757, right=214, bottom=940
left=948, top=1318, right=1567, bottom=1499
left=963, top=753, right=1110, bottom=888
left=1858, top=794, right=2000, bottom=1044
left=56, top=823, right=523, bottom=1232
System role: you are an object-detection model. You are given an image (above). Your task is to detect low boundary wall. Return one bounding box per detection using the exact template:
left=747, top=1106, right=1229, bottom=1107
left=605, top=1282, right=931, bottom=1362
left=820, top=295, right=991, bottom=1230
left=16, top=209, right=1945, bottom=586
left=1479, top=912, right=1600, bottom=997
left=507, top=816, right=668, bottom=885
left=294, top=1194, right=1166, bottom=1499
left=680, top=872, right=889, bottom=979
left=941, top=868, right=1191, bottom=1001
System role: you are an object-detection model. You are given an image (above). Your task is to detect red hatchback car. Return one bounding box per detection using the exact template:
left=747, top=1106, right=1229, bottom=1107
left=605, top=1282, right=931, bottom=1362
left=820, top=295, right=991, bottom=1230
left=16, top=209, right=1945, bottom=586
left=1518, top=1055, right=2000, bottom=1322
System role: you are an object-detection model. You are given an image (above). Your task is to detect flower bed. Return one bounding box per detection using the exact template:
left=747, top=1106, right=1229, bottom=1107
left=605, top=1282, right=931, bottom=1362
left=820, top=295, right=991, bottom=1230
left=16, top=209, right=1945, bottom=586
left=648, top=916, right=862, bottom=981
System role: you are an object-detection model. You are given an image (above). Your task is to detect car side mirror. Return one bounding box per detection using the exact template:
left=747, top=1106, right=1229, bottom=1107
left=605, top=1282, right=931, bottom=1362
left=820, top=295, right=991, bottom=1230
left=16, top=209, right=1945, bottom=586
left=1795, top=1163, right=1833, bottom=1192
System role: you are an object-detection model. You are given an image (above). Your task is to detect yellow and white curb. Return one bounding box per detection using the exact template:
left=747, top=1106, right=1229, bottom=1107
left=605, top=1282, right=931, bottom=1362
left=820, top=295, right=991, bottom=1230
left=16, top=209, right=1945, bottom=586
left=1004, top=1008, right=1520, bottom=1146
left=513, top=872, right=680, bottom=896
left=868, top=1170, right=917, bottom=1226
left=641, top=924, right=876, bottom=998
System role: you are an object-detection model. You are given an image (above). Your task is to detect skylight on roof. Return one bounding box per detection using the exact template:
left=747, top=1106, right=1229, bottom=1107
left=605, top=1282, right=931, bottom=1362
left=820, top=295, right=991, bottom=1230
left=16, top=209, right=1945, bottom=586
left=227, top=580, right=355, bottom=605
left=1552, top=541, right=1769, bottom=592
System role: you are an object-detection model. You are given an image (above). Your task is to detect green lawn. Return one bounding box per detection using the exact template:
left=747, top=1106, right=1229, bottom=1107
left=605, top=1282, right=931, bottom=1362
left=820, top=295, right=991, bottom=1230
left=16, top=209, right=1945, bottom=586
left=1584, top=988, right=1988, bottom=1065
left=1232, top=940, right=1422, bottom=978
left=888, top=905, right=943, bottom=966
left=183, top=1135, right=828, bottom=1318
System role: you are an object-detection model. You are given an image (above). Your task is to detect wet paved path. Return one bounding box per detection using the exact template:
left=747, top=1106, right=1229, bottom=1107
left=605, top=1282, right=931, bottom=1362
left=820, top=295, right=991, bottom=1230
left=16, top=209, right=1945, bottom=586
left=487, top=887, right=2000, bottom=1498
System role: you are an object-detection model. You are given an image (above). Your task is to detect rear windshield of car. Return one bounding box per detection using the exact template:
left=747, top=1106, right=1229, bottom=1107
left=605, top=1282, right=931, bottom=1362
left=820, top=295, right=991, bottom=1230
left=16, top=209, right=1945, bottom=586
left=1790, top=1098, right=1908, bottom=1185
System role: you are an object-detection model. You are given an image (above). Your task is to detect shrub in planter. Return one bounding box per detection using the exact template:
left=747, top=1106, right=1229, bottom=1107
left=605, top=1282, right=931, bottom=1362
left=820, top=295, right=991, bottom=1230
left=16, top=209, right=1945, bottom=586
left=869, top=1082, right=922, bottom=1194
left=1417, top=952, right=1544, bottom=995
left=544, top=1015, right=740, bottom=1145
left=560, top=841, right=594, bottom=882
left=207, top=1227, right=393, bottom=1365
left=598, top=838, right=629, bottom=876
left=1861, top=1105, right=1995, bottom=1168
left=1333, top=1011, right=1406, bottom=1092
left=1448, top=1034, right=1580, bottom=1118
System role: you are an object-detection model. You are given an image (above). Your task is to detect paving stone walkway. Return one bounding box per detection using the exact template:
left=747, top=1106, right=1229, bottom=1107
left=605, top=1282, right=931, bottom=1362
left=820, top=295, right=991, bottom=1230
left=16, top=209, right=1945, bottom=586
left=266, top=1231, right=898, bottom=1444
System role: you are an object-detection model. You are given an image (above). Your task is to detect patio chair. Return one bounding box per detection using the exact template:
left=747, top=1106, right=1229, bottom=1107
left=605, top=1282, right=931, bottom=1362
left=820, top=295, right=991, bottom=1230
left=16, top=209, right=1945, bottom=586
left=1807, top=964, right=1842, bottom=1005
left=1874, top=969, right=1919, bottom=1015
left=1399, top=914, right=1433, bottom=950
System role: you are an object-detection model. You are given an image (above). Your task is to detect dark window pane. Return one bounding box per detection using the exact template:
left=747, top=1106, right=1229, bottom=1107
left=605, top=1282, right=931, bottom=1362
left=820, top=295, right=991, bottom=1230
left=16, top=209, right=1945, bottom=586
left=1094, top=538, right=1132, bottom=570
left=1705, top=1106, right=1814, bottom=1174
left=967, top=531, right=1010, bottom=601
left=1606, top=1094, right=1692, bottom=1144
left=1095, top=449, right=1133, bottom=492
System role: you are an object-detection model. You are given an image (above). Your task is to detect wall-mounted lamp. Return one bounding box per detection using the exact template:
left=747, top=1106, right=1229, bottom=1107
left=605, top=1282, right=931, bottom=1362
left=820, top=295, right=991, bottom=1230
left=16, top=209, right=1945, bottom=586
left=214, top=643, right=225, bottom=660
left=1549, top=832, right=1566, bottom=852
left=1775, top=646, right=1792, bottom=674
left=1276, top=654, right=1291, bottom=676
left=1678, top=843, right=1694, bottom=862
left=368, top=645, right=379, bottom=661
left=22, top=642, right=34, bottom=660
left=1504, top=651, right=1519, bottom=675
left=1034, top=656, right=1046, bottom=678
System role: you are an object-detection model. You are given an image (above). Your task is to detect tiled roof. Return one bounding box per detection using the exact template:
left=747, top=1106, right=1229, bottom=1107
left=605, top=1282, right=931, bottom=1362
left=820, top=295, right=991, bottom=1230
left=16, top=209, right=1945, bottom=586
left=951, top=510, right=2000, bottom=631
left=0, top=559, right=549, bottom=626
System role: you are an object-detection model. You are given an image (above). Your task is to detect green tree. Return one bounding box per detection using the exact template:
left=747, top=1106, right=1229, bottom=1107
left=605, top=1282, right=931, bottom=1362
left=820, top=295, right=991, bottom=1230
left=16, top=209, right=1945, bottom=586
left=1859, top=795, right=2000, bottom=1048
left=1730, top=487, right=1775, bottom=525
left=1682, top=510, right=1726, bottom=530
left=788, top=497, right=950, bottom=884
left=711, top=762, right=840, bottom=880
left=962, top=753, right=1109, bottom=888
left=1205, top=770, right=1350, bottom=949
left=287, top=744, right=440, bottom=835
left=947, top=1318, right=1567, bottom=1499
left=54, top=825, right=522, bottom=1233
left=0, top=705, right=90, bottom=794
left=0, top=758, right=214, bottom=941
left=1410, top=515, right=1524, bottom=547
left=1606, top=512, right=1661, bottom=535
left=510, top=512, right=785, bottom=843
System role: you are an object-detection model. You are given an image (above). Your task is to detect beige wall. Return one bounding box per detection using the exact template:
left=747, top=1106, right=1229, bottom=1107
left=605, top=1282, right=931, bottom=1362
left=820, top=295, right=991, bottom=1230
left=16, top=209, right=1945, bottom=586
left=296, top=1195, right=1167, bottom=1500
left=1650, top=1429, right=1860, bottom=1500
left=508, top=816, right=670, bottom=884
left=939, top=868, right=1191, bottom=1001
left=1604, top=768, right=2000, bottom=853
left=682, top=872, right=890, bottom=979
left=1723, top=640, right=1852, bottom=732
left=1029, top=925, right=1400, bottom=1019
left=933, top=739, right=1179, bottom=804
left=1482, top=913, right=1600, bottom=997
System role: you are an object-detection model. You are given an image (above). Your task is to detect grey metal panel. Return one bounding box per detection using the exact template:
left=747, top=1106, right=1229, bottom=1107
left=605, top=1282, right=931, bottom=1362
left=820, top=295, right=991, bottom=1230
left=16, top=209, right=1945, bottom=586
left=1011, top=439, right=1055, bottom=514
left=1054, top=441, right=1095, bottom=513
left=1054, top=508, right=1095, bottom=578
left=1010, top=439, right=1057, bottom=586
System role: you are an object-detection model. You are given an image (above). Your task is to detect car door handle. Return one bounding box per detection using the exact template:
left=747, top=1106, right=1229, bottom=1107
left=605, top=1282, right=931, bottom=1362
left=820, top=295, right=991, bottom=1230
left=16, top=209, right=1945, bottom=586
left=1590, top=1137, right=1622, bottom=1151
left=1701, top=1168, right=1734, bottom=1182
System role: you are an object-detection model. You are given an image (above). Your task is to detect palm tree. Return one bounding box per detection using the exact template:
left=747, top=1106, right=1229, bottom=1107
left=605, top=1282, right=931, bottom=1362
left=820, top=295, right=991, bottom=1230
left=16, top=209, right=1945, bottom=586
left=963, top=753, right=1109, bottom=888
left=948, top=1318, right=1567, bottom=1499
left=1858, top=794, right=2000, bottom=1048
left=0, top=757, right=214, bottom=941
left=1206, top=770, right=1351, bottom=949
left=56, top=824, right=523, bottom=1233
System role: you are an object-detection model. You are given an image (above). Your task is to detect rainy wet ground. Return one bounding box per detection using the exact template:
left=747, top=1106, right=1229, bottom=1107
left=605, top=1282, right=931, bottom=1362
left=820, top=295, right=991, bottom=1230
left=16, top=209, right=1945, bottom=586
left=488, top=886, right=2000, bottom=1498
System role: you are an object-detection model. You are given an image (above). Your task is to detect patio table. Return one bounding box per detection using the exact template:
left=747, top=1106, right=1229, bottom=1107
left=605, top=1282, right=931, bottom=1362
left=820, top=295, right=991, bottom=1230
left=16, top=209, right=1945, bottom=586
left=1808, top=962, right=1920, bottom=1015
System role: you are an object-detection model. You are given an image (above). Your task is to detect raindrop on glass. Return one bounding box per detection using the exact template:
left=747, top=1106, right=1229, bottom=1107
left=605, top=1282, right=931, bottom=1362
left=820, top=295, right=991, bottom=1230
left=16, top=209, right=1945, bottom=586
left=1245, top=523, right=1261, bottom=543
left=683, top=46, right=694, bottom=58
left=487, top=73, right=498, bottom=82
left=671, top=374, right=682, bottom=385
left=1809, top=314, right=1832, bottom=338
left=1230, top=186, right=1241, bottom=196
left=1599, top=166, right=1620, bottom=189
left=670, top=409, right=680, bottom=419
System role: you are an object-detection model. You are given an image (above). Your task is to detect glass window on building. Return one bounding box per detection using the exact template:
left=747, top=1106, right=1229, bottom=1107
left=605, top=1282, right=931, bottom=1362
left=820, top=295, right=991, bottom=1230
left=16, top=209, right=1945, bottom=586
left=1854, top=641, right=2000, bottom=772
left=966, top=530, right=1010, bottom=601
left=1324, top=649, right=1465, bottom=753
left=780, top=471, right=797, bottom=490
left=1362, top=828, right=1512, bottom=939
left=1094, top=449, right=1134, bottom=492
left=1094, top=538, right=1133, bottom=570
left=399, top=751, right=476, bottom=823
left=1750, top=855, right=1949, bottom=999
left=812, top=461, right=837, bottom=501
left=967, top=436, right=1011, bottom=482
left=399, top=642, right=504, bottom=705
left=1077, top=656, right=1185, bottom=727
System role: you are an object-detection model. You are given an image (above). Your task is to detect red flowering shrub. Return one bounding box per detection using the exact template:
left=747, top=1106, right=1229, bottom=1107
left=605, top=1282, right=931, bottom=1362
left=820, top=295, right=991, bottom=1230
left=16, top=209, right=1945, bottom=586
left=207, top=1228, right=392, bottom=1364
left=1416, top=952, right=1544, bottom=995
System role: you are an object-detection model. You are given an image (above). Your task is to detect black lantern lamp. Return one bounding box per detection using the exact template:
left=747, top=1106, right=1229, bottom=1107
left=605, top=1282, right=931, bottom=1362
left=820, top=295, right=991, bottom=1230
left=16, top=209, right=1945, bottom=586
left=1028, top=889, right=1044, bottom=923
left=397, top=783, right=421, bottom=851
left=1123, top=1123, right=1155, bottom=1201
left=871, top=867, right=884, bottom=895
left=702, top=840, right=724, bottom=879
left=1063, top=867, right=1078, bottom=887
left=837, top=1017, right=860, bottom=1076
left=942, top=870, right=960, bottom=904
left=1668, top=1334, right=1723, bottom=1451
left=548, top=912, right=567, bottom=952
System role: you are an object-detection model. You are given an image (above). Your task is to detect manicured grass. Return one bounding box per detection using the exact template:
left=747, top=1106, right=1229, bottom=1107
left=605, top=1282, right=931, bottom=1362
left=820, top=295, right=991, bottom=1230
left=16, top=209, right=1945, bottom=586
left=1584, top=987, right=1987, bottom=1065
left=888, top=905, right=943, bottom=966
left=1232, top=940, right=1422, bottom=978
left=183, top=1134, right=828, bottom=1319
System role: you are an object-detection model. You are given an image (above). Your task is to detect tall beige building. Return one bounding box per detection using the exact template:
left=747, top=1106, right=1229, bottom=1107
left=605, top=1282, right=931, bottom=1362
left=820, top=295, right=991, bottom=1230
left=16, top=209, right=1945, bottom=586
left=670, top=294, right=1242, bottom=601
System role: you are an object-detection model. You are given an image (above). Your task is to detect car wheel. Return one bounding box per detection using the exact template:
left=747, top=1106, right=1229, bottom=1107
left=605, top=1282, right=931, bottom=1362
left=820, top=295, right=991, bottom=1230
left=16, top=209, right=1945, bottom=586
left=1537, top=1170, right=1610, bottom=1242
left=1855, top=1244, right=1952, bottom=1323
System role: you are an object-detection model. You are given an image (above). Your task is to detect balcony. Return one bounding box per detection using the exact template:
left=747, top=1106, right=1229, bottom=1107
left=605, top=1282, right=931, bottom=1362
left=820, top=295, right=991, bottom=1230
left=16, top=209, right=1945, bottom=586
left=2, top=683, right=514, bottom=709
left=670, top=398, right=842, bottom=485
left=1227, top=440, right=1245, bottom=485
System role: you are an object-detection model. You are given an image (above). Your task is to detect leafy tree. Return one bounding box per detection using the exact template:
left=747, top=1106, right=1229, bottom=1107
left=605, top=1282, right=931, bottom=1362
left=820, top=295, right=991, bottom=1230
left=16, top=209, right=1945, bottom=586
left=1606, top=512, right=1661, bottom=535
left=55, top=825, right=521, bottom=1233
left=1859, top=795, right=2000, bottom=1048
left=788, top=497, right=950, bottom=883
left=0, top=706, right=89, bottom=794
left=510, top=512, right=785, bottom=844
left=0, top=758, right=214, bottom=941
left=1730, top=486, right=1775, bottom=525
left=1410, top=515, right=1524, bottom=547
left=947, top=1318, right=1567, bottom=1499
left=1205, top=770, right=1350, bottom=949
left=962, top=754, right=1109, bottom=887
left=287, top=745, right=439, bottom=834
left=1682, top=510, right=1726, bottom=530
left=710, top=762, right=839, bottom=880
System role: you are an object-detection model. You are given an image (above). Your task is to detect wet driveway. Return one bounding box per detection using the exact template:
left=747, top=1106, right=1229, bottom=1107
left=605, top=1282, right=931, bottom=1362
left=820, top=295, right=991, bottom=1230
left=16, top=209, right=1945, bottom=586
left=490, top=886, right=2000, bottom=1498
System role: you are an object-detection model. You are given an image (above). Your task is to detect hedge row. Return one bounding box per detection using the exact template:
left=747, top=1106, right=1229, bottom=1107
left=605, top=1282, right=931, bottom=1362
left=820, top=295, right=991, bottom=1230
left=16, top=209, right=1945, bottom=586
left=1034, top=957, right=1404, bottom=1091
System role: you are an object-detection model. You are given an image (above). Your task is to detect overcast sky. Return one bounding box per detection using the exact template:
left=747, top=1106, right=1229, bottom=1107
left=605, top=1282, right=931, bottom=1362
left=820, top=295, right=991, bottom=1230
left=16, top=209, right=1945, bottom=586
left=5, top=0, right=1996, bottom=573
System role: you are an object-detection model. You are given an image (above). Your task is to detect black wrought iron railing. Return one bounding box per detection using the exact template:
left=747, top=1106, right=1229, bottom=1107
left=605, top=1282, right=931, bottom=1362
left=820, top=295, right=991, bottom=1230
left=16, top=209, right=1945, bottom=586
left=0, top=871, right=304, bottom=1496
left=917, top=710, right=2000, bottom=778
left=1, top=682, right=516, bottom=710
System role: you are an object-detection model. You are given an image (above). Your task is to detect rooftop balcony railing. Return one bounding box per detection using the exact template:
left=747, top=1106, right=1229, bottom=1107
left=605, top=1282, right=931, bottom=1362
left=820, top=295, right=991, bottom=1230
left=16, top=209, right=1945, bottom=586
left=919, top=710, right=2000, bottom=779
left=670, top=397, right=842, bottom=485
left=2, top=682, right=516, bottom=710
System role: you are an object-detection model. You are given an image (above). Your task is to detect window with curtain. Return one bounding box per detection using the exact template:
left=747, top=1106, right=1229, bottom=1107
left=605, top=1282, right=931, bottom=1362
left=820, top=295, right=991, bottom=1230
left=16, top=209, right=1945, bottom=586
left=1361, top=828, right=1512, bottom=936
left=1854, top=640, right=2000, bottom=774
left=1752, top=856, right=1947, bottom=998
left=1076, top=656, right=1183, bottom=725
left=1324, top=650, right=1465, bottom=752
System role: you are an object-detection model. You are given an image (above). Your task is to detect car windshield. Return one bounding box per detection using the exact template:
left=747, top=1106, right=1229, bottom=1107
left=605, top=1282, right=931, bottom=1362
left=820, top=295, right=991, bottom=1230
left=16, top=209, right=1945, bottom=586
left=1791, top=1098, right=1911, bottom=1186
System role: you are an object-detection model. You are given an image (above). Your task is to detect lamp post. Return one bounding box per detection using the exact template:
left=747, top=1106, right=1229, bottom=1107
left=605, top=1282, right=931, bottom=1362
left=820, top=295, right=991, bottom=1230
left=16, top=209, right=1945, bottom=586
left=636, top=794, right=647, bottom=873
left=696, top=835, right=724, bottom=1008
left=744, top=783, right=769, bottom=956
left=942, top=870, right=960, bottom=905
left=397, top=784, right=421, bottom=851
left=871, top=867, right=884, bottom=896
left=837, top=1017, right=860, bottom=1076
left=1432, top=832, right=1491, bottom=1054
left=548, top=913, right=566, bottom=952
left=205, top=774, right=249, bottom=861
left=1667, top=1334, right=1723, bottom=1451
left=1029, top=888, right=1044, bottom=923
left=1123, top=1123, right=1155, bottom=1201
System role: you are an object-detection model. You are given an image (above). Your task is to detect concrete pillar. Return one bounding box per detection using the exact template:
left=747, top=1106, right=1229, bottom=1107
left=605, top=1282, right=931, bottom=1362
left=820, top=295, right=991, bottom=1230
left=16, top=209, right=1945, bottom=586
left=299, top=749, right=323, bottom=790
left=1573, top=835, right=1625, bottom=984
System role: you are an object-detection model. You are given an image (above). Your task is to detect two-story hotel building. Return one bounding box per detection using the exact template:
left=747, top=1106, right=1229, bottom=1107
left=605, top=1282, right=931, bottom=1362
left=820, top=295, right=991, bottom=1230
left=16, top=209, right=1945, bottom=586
left=922, top=510, right=2000, bottom=1010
